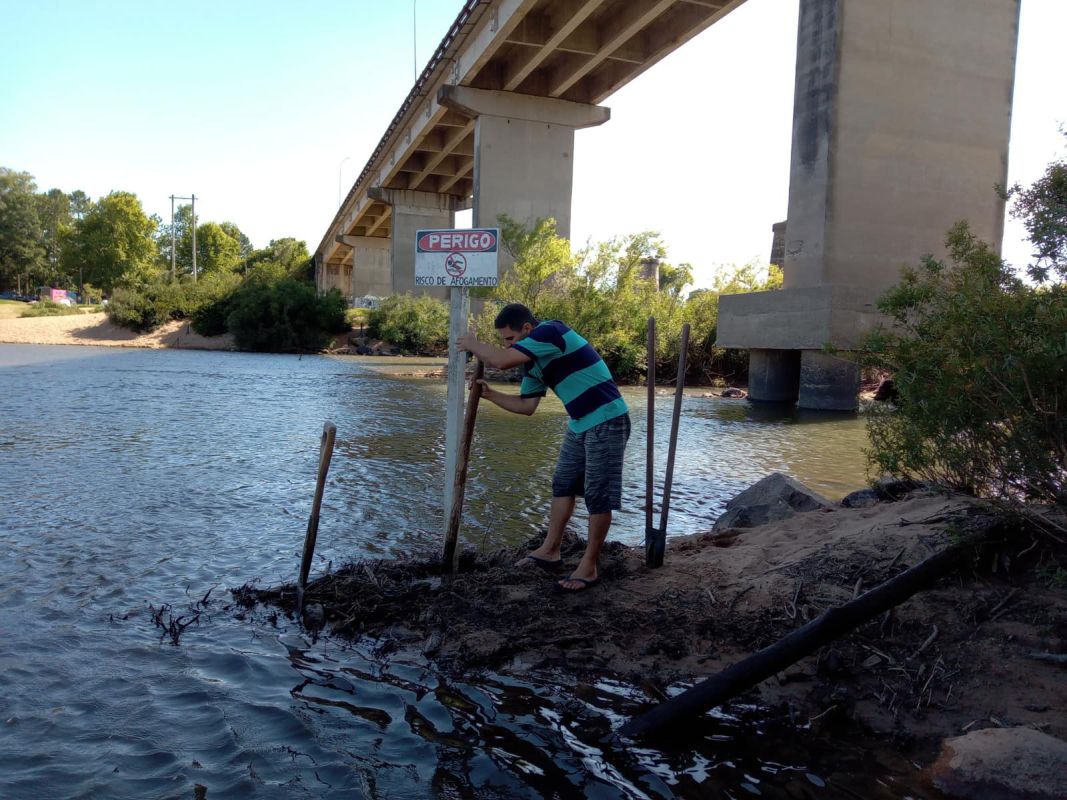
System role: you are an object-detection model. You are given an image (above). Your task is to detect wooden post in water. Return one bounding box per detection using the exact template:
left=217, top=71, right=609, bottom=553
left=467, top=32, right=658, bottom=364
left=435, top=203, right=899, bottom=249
left=297, top=421, right=336, bottom=615
left=443, top=359, right=485, bottom=571
left=645, top=317, right=657, bottom=565
left=651, top=323, right=689, bottom=567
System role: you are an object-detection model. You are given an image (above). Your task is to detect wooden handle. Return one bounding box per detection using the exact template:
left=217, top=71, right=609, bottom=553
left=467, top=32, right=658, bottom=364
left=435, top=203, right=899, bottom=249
left=443, top=360, right=485, bottom=571
left=646, top=317, right=656, bottom=539
left=658, top=323, right=689, bottom=537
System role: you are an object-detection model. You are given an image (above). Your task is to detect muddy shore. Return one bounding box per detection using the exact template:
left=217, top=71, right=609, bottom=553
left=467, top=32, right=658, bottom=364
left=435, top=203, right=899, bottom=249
left=234, top=493, right=1067, bottom=756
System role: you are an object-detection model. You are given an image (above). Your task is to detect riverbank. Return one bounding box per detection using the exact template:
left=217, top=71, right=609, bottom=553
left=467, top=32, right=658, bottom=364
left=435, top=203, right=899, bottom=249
left=235, top=491, right=1067, bottom=758
left=0, top=311, right=234, bottom=350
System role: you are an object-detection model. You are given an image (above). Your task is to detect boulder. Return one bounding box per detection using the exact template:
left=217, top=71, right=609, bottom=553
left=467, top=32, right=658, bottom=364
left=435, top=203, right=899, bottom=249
left=926, top=727, right=1067, bottom=800
left=712, top=473, right=832, bottom=531
left=841, top=488, right=880, bottom=508
left=720, top=387, right=747, bottom=398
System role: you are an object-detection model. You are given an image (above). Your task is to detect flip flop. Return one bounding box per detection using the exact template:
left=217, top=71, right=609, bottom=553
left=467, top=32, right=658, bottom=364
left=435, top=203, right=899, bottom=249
left=553, top=576, right=601, bottom=594
left=517, top=554, right=564, bottom=573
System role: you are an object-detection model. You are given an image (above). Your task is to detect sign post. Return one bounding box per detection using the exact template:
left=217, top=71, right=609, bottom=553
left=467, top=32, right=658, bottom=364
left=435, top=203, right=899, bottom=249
left=416, top=228, right=499, bottom=564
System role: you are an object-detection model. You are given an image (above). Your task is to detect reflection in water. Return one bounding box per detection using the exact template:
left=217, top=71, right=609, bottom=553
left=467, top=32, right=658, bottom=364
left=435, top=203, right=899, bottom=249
left=0, top=345, right=927, bottom=799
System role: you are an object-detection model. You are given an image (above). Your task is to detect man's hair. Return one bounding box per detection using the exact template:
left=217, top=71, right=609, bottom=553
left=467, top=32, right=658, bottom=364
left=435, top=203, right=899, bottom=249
left=494, top=303, right=539, bottom=330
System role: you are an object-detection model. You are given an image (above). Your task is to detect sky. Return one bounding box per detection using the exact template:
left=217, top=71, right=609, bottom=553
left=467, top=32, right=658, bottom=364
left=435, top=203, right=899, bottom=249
left=2, top=0, right=1064, bottom=290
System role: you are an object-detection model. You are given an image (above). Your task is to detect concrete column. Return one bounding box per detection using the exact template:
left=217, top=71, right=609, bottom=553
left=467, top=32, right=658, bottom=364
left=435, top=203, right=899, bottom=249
left=769, top=221, right=786, bottom=268
left=798, top=350, right=859, bottom=412
left=438, top=85, right=610, bottom=243
left=748, top=349, right=800, bottom=404
left=720, top=0, right=1019, bottom=412
left=784, top=0, right=1020, bottom=292
left=368, top=188, right=461, bottom=298
left=337, top=235, right=391, bottom=299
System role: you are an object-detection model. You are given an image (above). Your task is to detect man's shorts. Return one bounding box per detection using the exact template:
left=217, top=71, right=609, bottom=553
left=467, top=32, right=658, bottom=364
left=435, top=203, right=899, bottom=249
left=552, top=414, right=631, bottom=514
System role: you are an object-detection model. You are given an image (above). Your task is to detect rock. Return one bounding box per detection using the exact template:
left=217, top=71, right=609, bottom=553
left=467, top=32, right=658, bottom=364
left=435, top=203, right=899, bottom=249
left=720, top=387, right=747, bottom=398
left=925, top=727, right=1067, bottom=800
left=712, top=472, right=832, bottom=531
left=841, top=488, right=880, bottom=508
left=355, top=345, right=373, bottom=355
left=873, top=477, right=924, bottom=501
left=873, top=378, right=898, bottom=402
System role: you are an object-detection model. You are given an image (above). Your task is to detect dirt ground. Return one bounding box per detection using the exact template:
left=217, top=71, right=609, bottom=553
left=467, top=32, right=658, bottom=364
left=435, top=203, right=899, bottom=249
left=234, top=493, right=1067, bottom=752
left=0, top=311, right=234, bottom=350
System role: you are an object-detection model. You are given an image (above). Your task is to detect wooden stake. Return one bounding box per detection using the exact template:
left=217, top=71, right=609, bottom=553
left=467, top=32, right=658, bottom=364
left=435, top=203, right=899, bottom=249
left=297, top=421, right=336, bottom=614
left=651, top=323, right=689, bottom=567
left=443, top=359, right=485, bottom=571
left=645, top=317, right=656, bottom=566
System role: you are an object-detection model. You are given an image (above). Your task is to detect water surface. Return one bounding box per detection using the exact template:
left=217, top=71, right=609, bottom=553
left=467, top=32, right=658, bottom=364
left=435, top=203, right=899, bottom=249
left=1, top=345, right=933, bottom=799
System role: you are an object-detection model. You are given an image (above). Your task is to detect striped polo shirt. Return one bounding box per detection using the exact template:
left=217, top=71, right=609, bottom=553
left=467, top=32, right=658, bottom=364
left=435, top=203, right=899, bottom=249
left=512, top=320, right=628, bottom=433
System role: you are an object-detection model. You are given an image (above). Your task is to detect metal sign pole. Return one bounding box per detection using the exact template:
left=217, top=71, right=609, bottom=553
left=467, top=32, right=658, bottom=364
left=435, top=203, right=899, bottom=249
left=442, top=286, right=470, bottom=540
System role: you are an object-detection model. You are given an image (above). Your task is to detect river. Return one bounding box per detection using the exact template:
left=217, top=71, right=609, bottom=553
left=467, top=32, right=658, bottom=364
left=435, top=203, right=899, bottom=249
left=1, top=344, right=934, bottom=799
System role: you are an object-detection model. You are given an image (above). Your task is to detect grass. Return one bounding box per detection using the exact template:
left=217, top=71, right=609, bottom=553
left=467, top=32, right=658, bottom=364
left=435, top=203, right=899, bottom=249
left=19, top=301, right=82, bottom=318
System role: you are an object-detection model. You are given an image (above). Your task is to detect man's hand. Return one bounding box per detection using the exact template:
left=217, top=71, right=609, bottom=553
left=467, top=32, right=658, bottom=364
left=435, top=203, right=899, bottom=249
left=470, top=377, right=492, bottom=397
left=456, top=332, right=479, bottom=353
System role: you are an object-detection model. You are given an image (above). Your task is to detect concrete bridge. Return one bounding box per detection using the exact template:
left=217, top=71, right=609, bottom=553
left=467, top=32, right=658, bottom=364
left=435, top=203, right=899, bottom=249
left=315, top=0, right=1021, bottom=410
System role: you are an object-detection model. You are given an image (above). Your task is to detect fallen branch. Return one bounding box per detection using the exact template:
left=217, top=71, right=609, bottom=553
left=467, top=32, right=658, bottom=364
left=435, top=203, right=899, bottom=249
left=1026, top=652, right=1067, bottom=666
left=620, top=540, right=974, bottom=740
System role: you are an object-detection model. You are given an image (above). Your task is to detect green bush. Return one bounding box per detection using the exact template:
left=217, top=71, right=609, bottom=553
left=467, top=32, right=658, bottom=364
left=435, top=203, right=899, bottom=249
left=368, top=294, right=449, bottom=353
left=863, top=221, right=1066, bottom=505
left=20, top=300, right=81, bottom=318
left=226, top=280, right=350, bottom=352
left=471, top=217, right=780, bottom=384
left=106, top=287, right=162, bottom=331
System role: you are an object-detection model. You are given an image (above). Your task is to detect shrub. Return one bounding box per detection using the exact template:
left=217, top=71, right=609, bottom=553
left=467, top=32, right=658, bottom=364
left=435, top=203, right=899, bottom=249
left=20, top=300, right=81, bottom=318
left=106, top=287, right=162, bottom=331
left=226, top=280, right=350, bottom=352
left=368, top=294, right=449, bottom=353
left=863, top=221, right=1067, bottom=505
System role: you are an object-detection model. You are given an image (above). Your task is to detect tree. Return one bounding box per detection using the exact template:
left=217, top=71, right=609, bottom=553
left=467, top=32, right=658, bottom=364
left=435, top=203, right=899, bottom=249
left=61, top=191, right=158, bottom=292
left=219, top=222, right=253, bottom=262
left=245, top=237, right=311, bottom=278
left=0, top=168, right=45, bottom=291
left=195, top=222, right=242, bottom=275
left=1002, top=129, right=1066, bottom=283
left=35, top=188, right=72, bottom=285
left=864, top=221, right=1066, bottom=506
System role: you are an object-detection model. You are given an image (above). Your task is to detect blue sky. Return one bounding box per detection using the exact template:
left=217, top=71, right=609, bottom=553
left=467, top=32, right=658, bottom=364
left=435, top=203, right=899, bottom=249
left=2, top=0, right=1064, bottom=288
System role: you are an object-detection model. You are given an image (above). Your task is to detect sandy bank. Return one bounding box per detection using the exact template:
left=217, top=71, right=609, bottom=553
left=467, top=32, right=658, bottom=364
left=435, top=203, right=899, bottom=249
left=236, top=493, right=1067, bottom=750
left=0, top=312, right=234, bottom=350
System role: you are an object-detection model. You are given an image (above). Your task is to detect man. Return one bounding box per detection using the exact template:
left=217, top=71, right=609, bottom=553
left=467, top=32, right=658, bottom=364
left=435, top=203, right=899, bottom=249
left=456, top=303, right=630, bottom=592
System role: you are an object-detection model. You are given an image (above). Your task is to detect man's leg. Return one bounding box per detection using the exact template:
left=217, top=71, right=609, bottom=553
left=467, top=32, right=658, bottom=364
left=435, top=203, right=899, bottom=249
left=520, top=496, right=575, bottom=563
left=558, top=414, right=629, bottom=590
left=557, top=511, right=610, bottom=588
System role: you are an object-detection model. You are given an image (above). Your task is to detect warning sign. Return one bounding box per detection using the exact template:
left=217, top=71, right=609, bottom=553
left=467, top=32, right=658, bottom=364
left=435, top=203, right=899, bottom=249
left=415, top=228, right=499, bottom=288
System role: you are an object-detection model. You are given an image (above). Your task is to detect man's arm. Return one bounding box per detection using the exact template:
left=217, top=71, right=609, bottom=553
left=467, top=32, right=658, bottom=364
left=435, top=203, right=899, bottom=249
left=455, top=333, right=530, bottom=370
left=478, top=381, right=541, bottom=416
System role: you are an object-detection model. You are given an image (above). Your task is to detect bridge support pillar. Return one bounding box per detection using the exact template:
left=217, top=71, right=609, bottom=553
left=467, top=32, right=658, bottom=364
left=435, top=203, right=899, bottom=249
left=368, top=188, right=463, bottom=298
left=798, top=351, right=859, bottom=412
left=718, top=0, right=1020, bottom=412
left=337, top=235, right=391, bottom=299
left=439, top=85, right=610, bottom=245
left=748, top=349, right=800, bottom=404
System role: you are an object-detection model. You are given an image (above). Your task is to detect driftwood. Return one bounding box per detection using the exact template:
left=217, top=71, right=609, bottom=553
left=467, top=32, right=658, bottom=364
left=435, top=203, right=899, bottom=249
left=620, top=541, right=971, bottom=740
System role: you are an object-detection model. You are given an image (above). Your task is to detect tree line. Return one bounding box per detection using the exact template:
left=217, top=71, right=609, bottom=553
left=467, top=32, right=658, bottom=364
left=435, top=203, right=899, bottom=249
left=0, top=166, right=311, bottom=295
